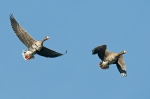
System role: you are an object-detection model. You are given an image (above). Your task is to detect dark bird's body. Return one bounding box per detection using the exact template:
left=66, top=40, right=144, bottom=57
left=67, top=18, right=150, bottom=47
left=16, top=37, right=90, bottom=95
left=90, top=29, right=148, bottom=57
left=10, top=14, right=66, bottom=60
left=92, top=45, right=127, bottom=77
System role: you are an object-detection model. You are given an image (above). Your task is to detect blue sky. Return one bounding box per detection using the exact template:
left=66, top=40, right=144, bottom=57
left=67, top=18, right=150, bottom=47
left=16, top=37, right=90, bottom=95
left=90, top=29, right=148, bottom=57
left=1, top=0, right=150, bottom=99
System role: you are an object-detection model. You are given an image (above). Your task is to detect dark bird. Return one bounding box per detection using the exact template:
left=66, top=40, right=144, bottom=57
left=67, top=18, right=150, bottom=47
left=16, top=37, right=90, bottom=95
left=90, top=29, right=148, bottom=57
left=92, top=45, right=127, bottom=77
left=10, top=14, right=67, bottom=60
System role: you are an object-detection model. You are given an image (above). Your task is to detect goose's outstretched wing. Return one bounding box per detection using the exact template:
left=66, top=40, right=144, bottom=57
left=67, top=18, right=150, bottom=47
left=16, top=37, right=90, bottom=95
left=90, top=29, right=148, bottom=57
left=10, top=14, right=36, bottom=48
left=37, top=46, right=67, bottom=58
left=92, top=45, right=107, bottom=61
left=116, top=55, right=127, bottom=77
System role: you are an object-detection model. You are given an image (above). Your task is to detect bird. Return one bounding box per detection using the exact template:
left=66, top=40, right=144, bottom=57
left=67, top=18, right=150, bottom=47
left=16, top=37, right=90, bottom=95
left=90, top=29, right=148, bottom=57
left=10, top=14, right=67, bottom=60
left=92, top=45, right=127, bottom=77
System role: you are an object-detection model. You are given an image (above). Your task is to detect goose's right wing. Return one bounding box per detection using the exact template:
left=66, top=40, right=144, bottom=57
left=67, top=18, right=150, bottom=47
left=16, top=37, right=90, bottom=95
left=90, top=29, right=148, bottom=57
left=92, top=45, right=107, bottom=61
left=37, top=46, right=67, bottom=58
left=10, top=14, right=36, bottom=48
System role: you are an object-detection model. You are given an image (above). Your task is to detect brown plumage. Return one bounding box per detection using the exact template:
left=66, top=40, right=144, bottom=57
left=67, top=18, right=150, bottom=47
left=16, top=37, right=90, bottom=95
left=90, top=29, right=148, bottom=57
left=10, top=14, right=36, bottom=48
left=92, top=45, right=127, bottom=77
left=10, top=14, right=66, bottom=60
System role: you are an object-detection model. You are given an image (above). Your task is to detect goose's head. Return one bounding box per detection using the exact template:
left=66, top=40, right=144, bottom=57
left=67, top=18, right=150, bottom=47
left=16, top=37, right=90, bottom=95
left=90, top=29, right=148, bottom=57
left=41, top=36, right=50, bottom=42
left=44, top=36, right=50, bottom=40
left=122, top=50, right=126, bottom=54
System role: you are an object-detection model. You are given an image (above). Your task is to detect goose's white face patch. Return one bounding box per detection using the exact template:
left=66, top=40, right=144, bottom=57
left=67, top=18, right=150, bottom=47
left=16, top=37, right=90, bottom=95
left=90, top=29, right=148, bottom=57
left=46, top=36, right=50, bottom=39
left=123, top=51, right=126, bottom=54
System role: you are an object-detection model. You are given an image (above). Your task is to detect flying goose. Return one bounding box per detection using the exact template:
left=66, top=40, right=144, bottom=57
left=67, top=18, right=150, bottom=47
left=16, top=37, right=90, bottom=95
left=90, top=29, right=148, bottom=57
left=10, top=14, right=67, bottom=60
left=92, top=45, right=127, bottom=77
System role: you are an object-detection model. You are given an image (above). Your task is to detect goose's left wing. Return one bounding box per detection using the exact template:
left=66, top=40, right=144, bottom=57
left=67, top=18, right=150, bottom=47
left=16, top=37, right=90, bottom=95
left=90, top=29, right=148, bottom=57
left=10, top=14, right=36, bottom=48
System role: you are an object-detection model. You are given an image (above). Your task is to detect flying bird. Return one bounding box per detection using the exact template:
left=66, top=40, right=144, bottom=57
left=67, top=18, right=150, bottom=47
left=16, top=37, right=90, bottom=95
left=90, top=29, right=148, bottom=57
left=10, top=14, right=67, bottom=60
left=92, top=45, right=127, bottom=77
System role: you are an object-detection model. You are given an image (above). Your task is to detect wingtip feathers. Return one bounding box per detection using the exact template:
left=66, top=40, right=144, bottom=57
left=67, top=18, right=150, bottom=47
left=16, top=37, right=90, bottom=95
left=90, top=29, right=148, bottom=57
left=121, top=73, right=127, bottom=77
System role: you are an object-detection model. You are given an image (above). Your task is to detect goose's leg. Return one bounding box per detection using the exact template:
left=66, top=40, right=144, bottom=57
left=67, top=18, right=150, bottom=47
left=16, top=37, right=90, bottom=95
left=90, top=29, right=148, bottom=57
left=99, top=62, right=103, bottom=67
left=99, top=62, right=109, bottom=69
left=102, top=66, right=109, bottom=69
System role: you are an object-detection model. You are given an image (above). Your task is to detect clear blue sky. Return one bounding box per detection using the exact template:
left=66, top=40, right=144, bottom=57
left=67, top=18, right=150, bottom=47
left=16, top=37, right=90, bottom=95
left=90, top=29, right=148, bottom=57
left=0, top=0, right=150, bottom=99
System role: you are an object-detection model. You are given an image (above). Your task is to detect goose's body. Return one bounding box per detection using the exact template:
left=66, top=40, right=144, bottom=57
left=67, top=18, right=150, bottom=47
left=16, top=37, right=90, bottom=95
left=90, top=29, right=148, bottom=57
left=92, top=45, right=127, bottom=77
left=10, top=14, right=66, bottom=60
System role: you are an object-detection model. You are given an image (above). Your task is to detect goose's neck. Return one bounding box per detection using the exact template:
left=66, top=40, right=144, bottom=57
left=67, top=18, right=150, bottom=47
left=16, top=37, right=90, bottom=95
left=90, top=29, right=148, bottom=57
left=119, top=51, right=126, bottom=55
left=41, top=39, right=47, bottom=43
left=41, top=37, right=49, bottom=44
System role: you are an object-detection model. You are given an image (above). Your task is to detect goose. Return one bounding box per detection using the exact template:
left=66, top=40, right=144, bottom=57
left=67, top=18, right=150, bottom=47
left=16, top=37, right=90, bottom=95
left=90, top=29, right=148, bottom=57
left=92, top=45, right=127, bottom=77
left=10, top=14, right=67, bottom=60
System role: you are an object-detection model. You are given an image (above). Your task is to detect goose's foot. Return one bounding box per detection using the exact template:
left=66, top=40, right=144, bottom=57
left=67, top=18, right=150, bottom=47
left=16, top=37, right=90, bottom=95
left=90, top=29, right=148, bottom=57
left=25, top=54, right=31, bottom=60
left=99, top=62, right=109, bottom=69
left=99, top=62, right=103, bottom=67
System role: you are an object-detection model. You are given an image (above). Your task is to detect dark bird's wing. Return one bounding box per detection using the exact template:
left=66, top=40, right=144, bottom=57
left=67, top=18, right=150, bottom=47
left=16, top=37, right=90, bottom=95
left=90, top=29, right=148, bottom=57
left=92, top=45, right=107, bottom=61
left=10, top=14, right=36, bottom=48
left=116, top=55, right=127, bottom=77
left=37, top=46, right=67, bottom=58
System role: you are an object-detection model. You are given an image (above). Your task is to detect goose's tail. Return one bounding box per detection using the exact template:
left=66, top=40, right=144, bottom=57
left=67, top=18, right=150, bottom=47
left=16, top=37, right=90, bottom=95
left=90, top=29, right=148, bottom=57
left=22, top=50, right=35, bottom=60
